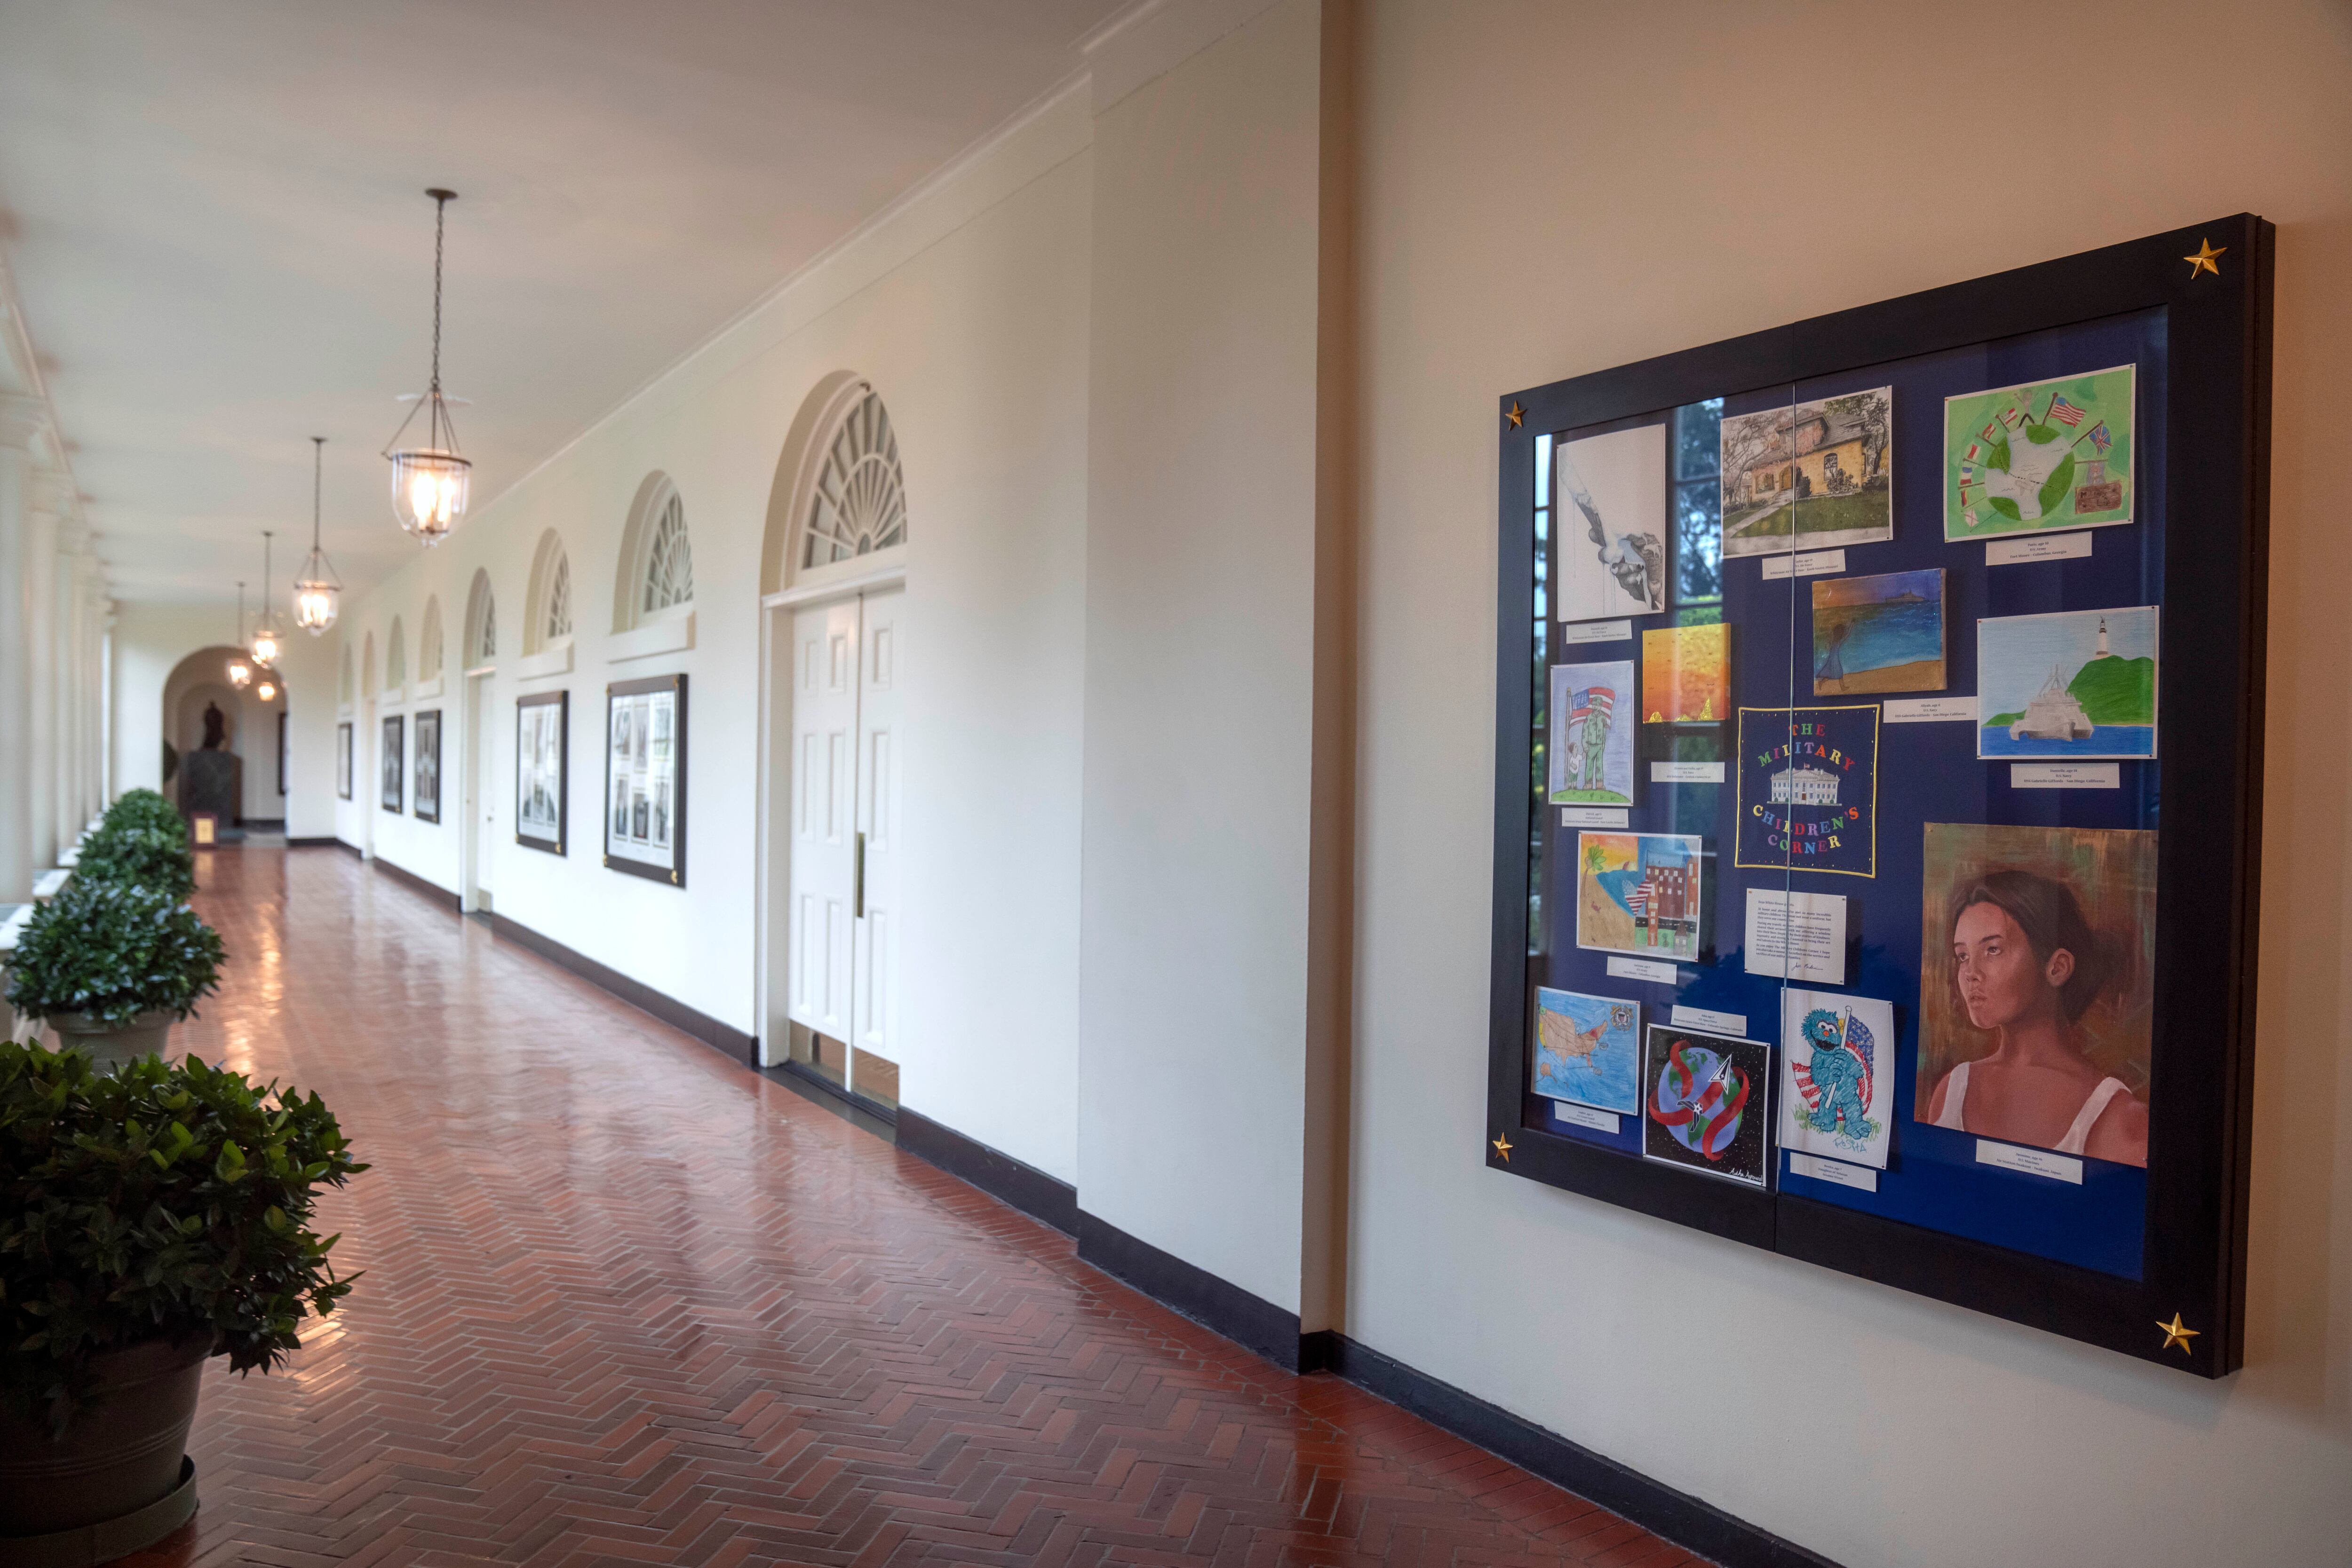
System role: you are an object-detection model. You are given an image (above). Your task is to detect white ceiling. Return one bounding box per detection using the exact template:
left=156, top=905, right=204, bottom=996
left=0, top=0, right=1128, bottom=604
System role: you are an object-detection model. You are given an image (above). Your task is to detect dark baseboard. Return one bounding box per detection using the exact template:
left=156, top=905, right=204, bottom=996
left=286, top=836, right=342, bottom=848
left=369, top=855, right=461, bottom=913
left=1325, top=1334, right=1842, bottom=1568
left=898, top=1108, right=1078, bottom=1236
left=239, top=816, right=286, bottom=830
left=1076, top=1212, right=1312, bottom=1371
left=485, top=911, right=756, bottom=1067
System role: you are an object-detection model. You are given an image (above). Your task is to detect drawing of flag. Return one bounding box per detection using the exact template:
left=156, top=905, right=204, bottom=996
left=2087, top=422, right=2112, bottom=454
left=1842, top=1009, right=1875, bottom=1111
left=2080, top=459, right=2105, bottom=484
left=1965, top=443, right=1981, bottom=460
left=1963, top=508, right=1981, bottom=529
left=2001, top=406, right=2026, bottom=429
left=2047, top=394, right=2086, bottom=427
left=1981, top=420, right=2001, bottom=442
left=1959, top=463, right=1977, bottom=483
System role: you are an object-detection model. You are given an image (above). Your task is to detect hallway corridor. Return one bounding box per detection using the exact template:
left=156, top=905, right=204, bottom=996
left=119, top=848, right=1700, bottom=1568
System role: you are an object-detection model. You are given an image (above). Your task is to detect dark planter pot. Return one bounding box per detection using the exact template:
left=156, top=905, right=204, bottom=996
left=46, top=1011, right=174, bottom=1073
left=0, top=1332, right=209, bottom=1552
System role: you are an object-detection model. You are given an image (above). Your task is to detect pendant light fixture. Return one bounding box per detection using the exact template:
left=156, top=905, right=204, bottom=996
left=294, top=436, right=342, bottom=633
left=383, top=188, right=469, bottom=544
left=256, top=678, right=278, bottom=703
left=250, top=531, right=283, bottom=669
left=227, top=583, right=253, bottom=688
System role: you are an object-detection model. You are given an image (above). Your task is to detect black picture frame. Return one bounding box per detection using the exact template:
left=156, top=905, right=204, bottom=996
left=603, top=673, right=686, bottom=887
left=277, top=711, right=289, bottom=797
left=336, top=721, right=353, bottom=801
left=380, top=714, right=405, bottom=814
left=1488, top=215, right=2272, bottom=1377
left=515, top=689, right=569, bottom=857
left=413, top=710, right=443, bottom=824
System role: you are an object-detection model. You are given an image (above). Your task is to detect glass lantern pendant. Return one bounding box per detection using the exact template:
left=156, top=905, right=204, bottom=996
left=382, top=189, right=470, bottom=546
left=250, top=531, right=284, bottom=668
left=294, top=436, right=342, bottom=633
left=227, top=582, right=253, bottom=688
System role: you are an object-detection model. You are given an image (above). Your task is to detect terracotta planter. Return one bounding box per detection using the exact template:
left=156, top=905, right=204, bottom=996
left=46, top=1011, right=174, bottom=1073
left=0, top=1332, right=208, bottom=1551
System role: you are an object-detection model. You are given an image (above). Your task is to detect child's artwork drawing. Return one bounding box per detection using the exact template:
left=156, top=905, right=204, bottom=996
left=1976, top=606, right=2157, bottom=760
left=1549, top=661, right=1635, bottom=806
left=1643, top=1024, right=1771, bottom=1187
left=1533, top=989, right=1640, bottom=1116
left=1718, top=387, right=1894, bottom=558
left=1640, top=622, right=1728, bottom=725
left=1811, top=569, right=1946, bottom=696
left=1575, top=831, right=1704, bottom=961
left=1944, top=365, right=2134, bottom=540
left=1779, top=990, right=1895, bottom=1169
left=1555, top=423, right=1667, bottom=620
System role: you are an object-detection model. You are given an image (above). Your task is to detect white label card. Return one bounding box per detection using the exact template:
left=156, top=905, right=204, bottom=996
left=1562, top=618, right=1633, bottom=644
left=2012, top=763, right=2121, bottom=789
left=1882, top=697, right=1976, bottom=723
left=1743, top=888, right=1848, bottom=984
left=1788, top=1152, right=1879, bottom=1191
left=1558, top=806, right=1629, bottom=828
left=1761, top=548, right=1847, bottom=580
left=1607, top=956, right=1679, bottom=985
left=1554, top=1102, right=1621, bottom=1134
left=1652, top=760, right=1724, bottom=784
left=1976, top=1140, right=2084, bottom=1184
left=1987, top=532, right=2094, bottom=566
left=1670, top=1005, right=1747, bottom=1037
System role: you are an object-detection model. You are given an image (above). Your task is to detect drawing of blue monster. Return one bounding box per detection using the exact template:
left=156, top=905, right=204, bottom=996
left=1792, top=1006, right=1878, bottom=1146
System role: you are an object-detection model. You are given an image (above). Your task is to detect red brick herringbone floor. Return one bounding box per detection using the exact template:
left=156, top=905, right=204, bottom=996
left=114, top=847, right=1706, bottom=1568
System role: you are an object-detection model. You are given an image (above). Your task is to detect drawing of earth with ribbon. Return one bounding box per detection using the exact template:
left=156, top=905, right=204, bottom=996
left=1648, top=1038, right=1751, bottom=1161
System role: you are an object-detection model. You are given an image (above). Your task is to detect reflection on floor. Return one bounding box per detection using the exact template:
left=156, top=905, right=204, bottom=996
left=115, top=848, right=1707, bottom=1567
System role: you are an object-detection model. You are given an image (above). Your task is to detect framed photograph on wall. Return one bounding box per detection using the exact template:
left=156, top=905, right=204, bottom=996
left=516, top=689, right=568, bottom=856
left=413, top=709, right=443, bottom=823
left=380, top=714, right=404, bottom=813
left=604, top=673, right=685, bottom=886
left=278, top=711, right=289, bottom=797
left=336, top=721, right=353, bottom=801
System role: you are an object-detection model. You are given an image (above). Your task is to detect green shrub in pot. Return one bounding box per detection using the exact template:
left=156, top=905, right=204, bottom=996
left=5, top=878, right=225, bottom=1050
left=73, top=824, right=198, bottom=902
left=0, top=1041, right=367, bottom=1433
left=96, top=788, right=188, bottom=845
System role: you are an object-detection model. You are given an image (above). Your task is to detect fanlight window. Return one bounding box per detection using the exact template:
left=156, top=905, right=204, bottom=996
left=339, top=645, right=354, bottom=704
left=386, top=619, right=406, bottom=688
left=803, top=390, right=906, bottom=570
left=418, top=599, right=443, bottom=681
left=644, top=493, right=694, bottom=613
left=478, top=594, right=497, bottom=661
left=546, top=554, right=572, bottom=641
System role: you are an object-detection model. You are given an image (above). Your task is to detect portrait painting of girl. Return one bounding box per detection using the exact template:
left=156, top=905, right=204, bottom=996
left=1917, top=824, right=2158, bottom=1168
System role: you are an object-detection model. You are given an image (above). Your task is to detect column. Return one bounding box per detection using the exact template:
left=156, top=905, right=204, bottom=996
left=0, top=396, right=40, bottom=902
left=24, top=481, right=58, bottom=868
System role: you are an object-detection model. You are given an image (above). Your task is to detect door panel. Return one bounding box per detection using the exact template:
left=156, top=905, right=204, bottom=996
left=787, top=600, right=859, bottom=1040
left=851, top=588, right=902, bottom=1063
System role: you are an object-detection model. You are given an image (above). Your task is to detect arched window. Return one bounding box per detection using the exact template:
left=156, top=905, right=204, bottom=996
left=418, top=597, right=443, bottom=682
left=525, top=530, right=573, bottom=654
left=613, top=475, right=694, bottom=631
left=803, top=388, right=906, bottom=571
left=339, top=643, right=354, bottom=705
left=465, top=568, right=496, bottom=665
left=361, top=632, right=376, bottom=699
left=386, top=618, right=407, bottom=690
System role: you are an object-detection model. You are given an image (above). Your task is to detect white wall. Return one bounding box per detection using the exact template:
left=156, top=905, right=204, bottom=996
left=1077, top=0, right=1341, bottom=1318
left=326, top=87, right=1096, bottom=1181
left=1346, top=3, right=2352, bottom=1566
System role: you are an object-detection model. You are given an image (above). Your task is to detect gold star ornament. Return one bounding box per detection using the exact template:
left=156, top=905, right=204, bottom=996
left=2183, top=238, right=2225, bottom=279
left=1506, top=400, right=1526, bottom=429
left=1492, top=1132, right=1514, bottom=1162
left=2157, top=1313, right=2200, bottom=1354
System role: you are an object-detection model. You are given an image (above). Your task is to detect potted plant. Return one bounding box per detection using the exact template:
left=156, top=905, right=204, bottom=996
left=96, top=788, right=189, bottom=842
left=72, top=825, right=198, bottom=903
left=0, top=1043, right=365, bottom=1557
left=4, top=879, right=225, bottom=1071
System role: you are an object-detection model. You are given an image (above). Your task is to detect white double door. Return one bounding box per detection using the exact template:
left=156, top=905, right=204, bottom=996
left=787, top=588, right=901, bottom=1069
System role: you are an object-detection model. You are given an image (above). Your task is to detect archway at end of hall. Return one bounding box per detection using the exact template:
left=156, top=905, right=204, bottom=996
left=159, top=644, right=289, bottom=843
